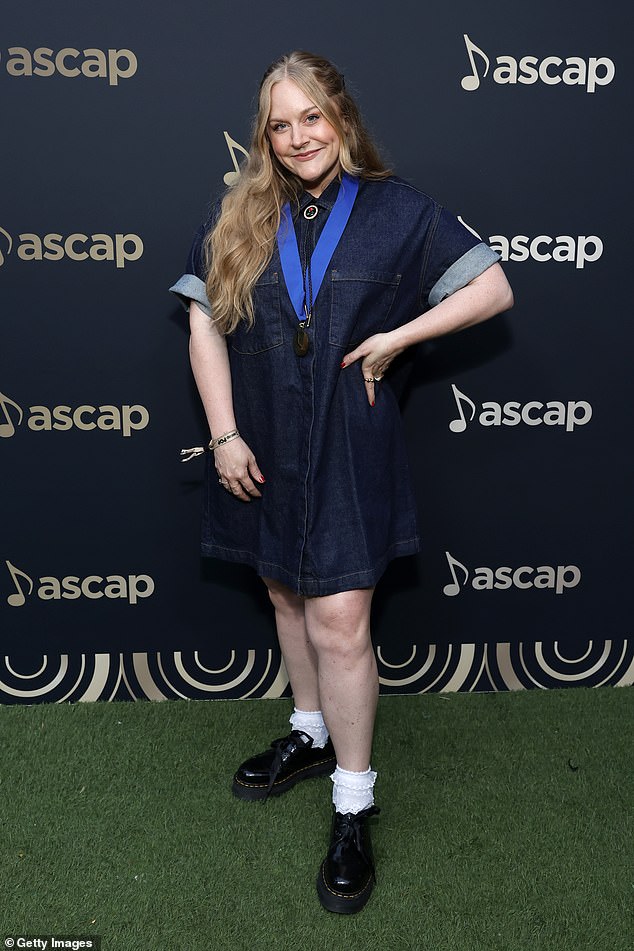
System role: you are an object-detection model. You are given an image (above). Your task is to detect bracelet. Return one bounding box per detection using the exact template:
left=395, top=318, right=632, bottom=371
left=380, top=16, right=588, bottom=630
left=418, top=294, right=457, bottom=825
left=179, top=429, right=240, bottom=463
left=209, top=429, right=240, bottom=451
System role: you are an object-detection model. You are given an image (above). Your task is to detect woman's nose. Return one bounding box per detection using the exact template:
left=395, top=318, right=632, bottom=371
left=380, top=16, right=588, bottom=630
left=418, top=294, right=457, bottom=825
left=290, top=124, right=309, bottom=149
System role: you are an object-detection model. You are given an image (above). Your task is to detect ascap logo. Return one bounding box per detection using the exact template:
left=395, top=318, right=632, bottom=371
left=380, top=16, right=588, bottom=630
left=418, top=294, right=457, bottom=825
left=489, top=234, right=603, bottom=270
left=449, top=385, right=592, bottom=434
left=5, top=560, right=154, bottom=607
left=0, top=47, right=137, bottom=85
left=458, top=217, right=603, bottom=270
left=0, top=226, right=143, bottom=268
left=443, top=551, right=581, bottom=596
left=0, top=390, right=150, bottom=438
left=461, top=34, right=615, bottom=93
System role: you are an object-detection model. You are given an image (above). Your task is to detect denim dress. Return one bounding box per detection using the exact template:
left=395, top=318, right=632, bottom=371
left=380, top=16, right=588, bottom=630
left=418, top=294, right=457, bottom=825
left=170, top=176, right=499, bottom=596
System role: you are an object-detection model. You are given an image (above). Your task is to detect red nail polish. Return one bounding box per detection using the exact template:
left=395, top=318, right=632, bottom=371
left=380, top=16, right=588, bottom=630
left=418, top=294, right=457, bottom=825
left=259, top=476, right=266, bottom=483
left=340, top=361, right=346, bottom=368
left=371, top=401, right=375, bottom=407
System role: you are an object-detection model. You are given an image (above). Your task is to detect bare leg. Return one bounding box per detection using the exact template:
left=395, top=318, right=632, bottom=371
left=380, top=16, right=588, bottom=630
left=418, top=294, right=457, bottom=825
left=304, top=588, right=378, bottom=771
left=262, top=577, right=320, bottom=711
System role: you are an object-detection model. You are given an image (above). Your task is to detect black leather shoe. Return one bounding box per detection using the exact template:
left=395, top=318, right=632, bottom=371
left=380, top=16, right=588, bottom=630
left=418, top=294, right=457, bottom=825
left=232, top=730, right=336, bottom=801
left=316, top=805, right=380, bottom=914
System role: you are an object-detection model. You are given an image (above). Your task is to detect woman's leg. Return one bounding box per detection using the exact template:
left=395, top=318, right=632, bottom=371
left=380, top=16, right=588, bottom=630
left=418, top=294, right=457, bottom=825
left=261, top=576, right=319, bottom=710
left=232, top=577, right=335, bottom=802
left=303, top=587, right=378, bottom=771
left=305, top=588, right=380, bottom=915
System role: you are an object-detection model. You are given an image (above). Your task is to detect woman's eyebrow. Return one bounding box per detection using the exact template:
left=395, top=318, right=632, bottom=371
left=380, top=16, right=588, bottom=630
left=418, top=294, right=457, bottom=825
left=268, top=106, right=319, bottom=123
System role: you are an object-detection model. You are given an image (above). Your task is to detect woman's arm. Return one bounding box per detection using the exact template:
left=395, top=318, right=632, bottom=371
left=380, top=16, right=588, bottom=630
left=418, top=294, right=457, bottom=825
left=342, top=263, right=513, bottom=405
left=189, top=301, right=265, bottom=500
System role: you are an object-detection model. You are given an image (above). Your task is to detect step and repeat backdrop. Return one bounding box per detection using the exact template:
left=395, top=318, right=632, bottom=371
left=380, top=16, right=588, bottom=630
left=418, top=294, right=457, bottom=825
left=1, top=0, right=632, bottom=702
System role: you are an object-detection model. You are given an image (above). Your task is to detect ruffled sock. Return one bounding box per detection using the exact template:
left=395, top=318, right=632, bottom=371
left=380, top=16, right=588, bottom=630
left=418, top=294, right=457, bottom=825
left=331, top=764, right=377, bottom=814
left=289, top=708, right=329, bottom=749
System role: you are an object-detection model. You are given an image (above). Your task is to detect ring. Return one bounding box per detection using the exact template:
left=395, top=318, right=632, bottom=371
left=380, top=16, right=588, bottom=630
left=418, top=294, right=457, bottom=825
left=364, top=377, right=375, bottom=383
left=374, top=376, right=383, bottom=382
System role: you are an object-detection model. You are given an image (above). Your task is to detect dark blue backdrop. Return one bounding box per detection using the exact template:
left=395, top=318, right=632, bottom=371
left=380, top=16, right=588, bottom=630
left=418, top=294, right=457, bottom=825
left=1, top=0, right=632, bottom=701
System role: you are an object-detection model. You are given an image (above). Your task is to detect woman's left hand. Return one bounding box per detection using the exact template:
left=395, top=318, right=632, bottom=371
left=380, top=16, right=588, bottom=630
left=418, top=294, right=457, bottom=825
left=341, top=331, right=406, bottom=406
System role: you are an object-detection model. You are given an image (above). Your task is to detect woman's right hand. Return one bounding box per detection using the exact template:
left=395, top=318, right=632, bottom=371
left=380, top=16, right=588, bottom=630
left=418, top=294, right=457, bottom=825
left=214, top=437, right=265, bottom=501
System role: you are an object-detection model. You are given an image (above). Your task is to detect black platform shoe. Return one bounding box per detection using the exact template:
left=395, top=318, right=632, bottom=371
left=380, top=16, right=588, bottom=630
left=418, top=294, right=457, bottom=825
left=232, top=730, right=336, bottom=801
left=316, top=805, right=380, bottom=914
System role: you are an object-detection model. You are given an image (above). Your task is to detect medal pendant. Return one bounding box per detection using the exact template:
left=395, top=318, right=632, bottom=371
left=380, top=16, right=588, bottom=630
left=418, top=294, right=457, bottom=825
left=293, top=328, right=310, bottom=357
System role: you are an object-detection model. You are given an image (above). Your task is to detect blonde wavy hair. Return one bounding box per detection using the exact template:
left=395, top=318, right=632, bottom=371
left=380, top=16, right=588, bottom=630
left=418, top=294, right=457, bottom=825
left=205, top=50, right=391, bottom=333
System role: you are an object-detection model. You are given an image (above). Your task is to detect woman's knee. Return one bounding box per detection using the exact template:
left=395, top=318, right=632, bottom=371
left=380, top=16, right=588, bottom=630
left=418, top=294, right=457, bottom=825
left=304, top=590, right=373, bottom=658
left=310, top=625, right=372, bottom=661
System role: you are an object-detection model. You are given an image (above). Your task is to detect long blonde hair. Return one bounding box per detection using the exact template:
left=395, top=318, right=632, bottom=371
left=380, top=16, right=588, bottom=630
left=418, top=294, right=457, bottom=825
left=205, top=51, right=391, bottom=333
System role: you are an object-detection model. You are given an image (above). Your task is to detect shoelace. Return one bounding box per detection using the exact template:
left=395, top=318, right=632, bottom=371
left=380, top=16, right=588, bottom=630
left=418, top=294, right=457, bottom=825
left=263, top=730, right=313, bottom=801
left=332, top=806, right=380, bottom=872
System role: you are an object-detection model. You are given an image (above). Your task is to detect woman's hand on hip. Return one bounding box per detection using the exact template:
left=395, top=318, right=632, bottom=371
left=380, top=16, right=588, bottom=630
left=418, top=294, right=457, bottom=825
left=215, top=437, right=265, bottom=501
left=341, top=331, right=406, bottom=406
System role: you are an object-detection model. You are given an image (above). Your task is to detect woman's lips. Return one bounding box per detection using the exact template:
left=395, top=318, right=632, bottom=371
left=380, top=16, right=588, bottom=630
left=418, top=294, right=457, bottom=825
left=292, top=148, right=322, bottom=161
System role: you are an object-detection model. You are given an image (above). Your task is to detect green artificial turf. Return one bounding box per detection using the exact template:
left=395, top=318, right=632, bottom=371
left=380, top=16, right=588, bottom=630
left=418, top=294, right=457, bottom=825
left=1, top=688, right=632, bottom=950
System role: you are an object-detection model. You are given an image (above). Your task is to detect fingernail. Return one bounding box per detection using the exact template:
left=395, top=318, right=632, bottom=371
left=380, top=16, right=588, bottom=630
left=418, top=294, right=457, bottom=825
left=371, top=400, right=375, bottom=407
left=340, top=361, right=346, bottom=368
left=259, top=476, right=266, bottom=483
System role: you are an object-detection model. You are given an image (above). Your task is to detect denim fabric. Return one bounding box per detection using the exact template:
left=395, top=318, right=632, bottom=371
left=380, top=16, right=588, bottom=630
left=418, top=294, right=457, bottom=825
left=169, top=273, right=210, bottom=315
left=170, top=177, right=499, bottom=596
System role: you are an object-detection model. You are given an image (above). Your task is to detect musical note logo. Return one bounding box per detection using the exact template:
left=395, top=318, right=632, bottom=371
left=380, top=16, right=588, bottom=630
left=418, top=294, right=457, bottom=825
left=0, top=225, right=13, bottom=267
left=223, top=132, right=249, bottom=186
left=6, top=560, right=34, bottom=607
left=461, top=34, right=490, bottom=91
left=449, top=384, right=477, bottom=433
left=443, top=551, right=469, bottom=597
left=0, top=391, right=24, bottom=438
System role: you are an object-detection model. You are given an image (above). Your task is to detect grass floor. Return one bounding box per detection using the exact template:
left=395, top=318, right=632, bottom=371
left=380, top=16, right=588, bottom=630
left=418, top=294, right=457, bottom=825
left=1, top=687, right=632, bottom=951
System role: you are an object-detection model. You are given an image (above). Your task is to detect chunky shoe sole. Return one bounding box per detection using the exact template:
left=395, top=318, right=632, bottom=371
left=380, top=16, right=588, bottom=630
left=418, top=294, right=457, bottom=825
left=316, top=861, right=375, bottom=914
left=232, top=753, right=336, bottom=801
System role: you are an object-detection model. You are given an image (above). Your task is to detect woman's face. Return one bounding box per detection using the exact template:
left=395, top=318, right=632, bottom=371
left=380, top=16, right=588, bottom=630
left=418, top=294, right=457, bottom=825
left=267, top=79, right=341, bottom=197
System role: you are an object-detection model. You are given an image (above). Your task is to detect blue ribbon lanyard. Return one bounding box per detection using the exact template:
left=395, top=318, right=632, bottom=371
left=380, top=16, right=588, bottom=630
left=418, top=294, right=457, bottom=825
left=277, top=173, right=359, bottom=327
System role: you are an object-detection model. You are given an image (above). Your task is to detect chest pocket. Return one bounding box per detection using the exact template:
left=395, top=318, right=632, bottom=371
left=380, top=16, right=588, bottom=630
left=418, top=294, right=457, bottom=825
left=329, top=270, right=401, bottom=349
left=230, top=272, right=284, bottom=355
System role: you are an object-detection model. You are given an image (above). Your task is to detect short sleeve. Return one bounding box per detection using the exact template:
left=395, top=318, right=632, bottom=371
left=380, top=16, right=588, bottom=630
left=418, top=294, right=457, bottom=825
left=421, top=208, right=500, bottom=309
left=169, top=204, right=219, bottom=316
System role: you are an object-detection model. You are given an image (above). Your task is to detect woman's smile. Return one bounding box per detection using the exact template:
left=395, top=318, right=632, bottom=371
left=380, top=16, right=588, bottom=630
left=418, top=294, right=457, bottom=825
left=292, top=147, right=324, bottom=161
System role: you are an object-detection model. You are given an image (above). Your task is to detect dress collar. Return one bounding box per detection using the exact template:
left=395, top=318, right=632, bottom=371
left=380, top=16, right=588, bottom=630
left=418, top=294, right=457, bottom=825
left=297, top=176, right=342, bottom=215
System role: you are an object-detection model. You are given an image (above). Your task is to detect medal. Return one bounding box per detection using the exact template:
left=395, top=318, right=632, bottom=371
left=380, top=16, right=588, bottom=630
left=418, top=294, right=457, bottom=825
left=277, top=174, right=359, bottom=359
left=293, top=327, right=310, bottom=356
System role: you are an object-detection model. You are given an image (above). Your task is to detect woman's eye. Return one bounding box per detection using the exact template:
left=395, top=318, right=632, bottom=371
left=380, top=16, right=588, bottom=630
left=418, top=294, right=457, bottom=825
left=306, top=113, right=320, bottom=123
left=272, top=122, right=287, bottom=133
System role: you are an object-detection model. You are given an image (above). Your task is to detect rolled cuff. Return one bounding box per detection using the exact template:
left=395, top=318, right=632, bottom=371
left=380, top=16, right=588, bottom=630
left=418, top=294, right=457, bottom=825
left=428, top=243, right=500, bottom=308
left=169, top=274, right=211, bottom=317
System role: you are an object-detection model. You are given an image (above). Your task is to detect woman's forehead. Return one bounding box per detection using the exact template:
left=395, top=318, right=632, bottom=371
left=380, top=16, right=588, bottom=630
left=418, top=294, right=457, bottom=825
left=268, top=79, right=317, bottom=118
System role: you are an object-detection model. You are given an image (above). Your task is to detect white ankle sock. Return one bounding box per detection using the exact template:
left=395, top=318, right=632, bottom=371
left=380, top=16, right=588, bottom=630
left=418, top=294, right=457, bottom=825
left=289, top=708, right=329, bottom=749
left=331, top=764, right=377, bottom=815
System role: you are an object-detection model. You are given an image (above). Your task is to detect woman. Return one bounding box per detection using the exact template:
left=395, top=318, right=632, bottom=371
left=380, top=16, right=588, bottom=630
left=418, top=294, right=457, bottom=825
left=171, top=51, right=513, bottom=914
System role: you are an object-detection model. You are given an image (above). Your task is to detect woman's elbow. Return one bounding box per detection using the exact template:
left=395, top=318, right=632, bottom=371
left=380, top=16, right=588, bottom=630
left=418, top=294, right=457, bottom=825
left=499, top=280, right=514, bottom=314
left=490, top=265, right=514, bottom=316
